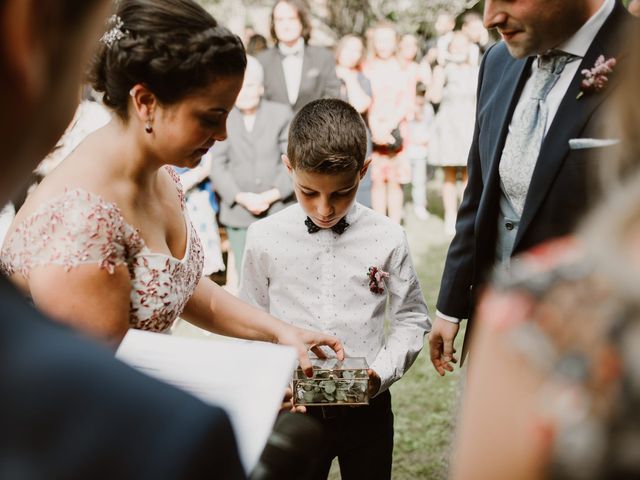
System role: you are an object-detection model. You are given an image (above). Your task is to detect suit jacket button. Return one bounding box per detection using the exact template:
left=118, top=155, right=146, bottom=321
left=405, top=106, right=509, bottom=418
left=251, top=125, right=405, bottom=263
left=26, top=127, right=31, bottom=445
left=505, top=221, right=515, bottom=231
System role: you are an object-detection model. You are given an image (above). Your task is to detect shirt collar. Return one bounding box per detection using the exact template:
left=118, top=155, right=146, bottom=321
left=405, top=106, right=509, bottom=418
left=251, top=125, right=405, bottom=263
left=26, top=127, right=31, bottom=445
left=279, top=37, right=305, bottom=57
left=555, top=0, right=615, bottom=58
left=298, top=201, right=362, bottom=233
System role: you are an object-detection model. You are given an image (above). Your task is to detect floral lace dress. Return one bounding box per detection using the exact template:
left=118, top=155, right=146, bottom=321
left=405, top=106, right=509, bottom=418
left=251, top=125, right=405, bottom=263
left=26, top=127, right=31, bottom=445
left=0, top=168, right=204, bottom=333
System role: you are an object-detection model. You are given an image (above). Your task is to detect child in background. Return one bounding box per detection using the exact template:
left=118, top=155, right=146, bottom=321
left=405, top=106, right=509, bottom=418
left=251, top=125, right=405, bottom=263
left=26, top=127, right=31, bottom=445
left=240, top=99, right=430, bottom=480
left=406, top=82, right=435, bottom=220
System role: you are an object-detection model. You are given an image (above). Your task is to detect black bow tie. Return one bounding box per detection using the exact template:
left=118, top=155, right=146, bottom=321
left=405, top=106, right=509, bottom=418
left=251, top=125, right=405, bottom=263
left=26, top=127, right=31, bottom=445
left=305, top=217, right=350, bottom=235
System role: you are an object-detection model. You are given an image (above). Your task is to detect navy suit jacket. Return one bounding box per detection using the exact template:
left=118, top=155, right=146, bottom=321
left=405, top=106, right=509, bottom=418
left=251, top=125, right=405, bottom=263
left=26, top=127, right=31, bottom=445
left=0, top=276, right=245, bottom=479
left=437, top=1, right=632, bottom=322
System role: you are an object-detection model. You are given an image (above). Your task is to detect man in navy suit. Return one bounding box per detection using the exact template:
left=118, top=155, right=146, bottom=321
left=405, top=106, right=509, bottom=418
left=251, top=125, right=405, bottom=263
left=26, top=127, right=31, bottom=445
left=429, top=0, right=632, bottom=374
left=0, top=1, right=244, bottom=477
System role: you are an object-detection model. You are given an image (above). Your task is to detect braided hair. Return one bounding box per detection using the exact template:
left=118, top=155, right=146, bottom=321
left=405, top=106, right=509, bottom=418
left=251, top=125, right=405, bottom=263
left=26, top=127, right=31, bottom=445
left=89, top=0, right=246, bottom=120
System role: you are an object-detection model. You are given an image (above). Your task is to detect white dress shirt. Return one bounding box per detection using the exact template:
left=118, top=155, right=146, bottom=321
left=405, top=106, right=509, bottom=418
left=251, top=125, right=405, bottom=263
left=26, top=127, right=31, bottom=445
left=240, top=202, right=431, bottom=394
left=438, top=0, right=614, bottom=325
left=278, top=38, right=305, bottom=106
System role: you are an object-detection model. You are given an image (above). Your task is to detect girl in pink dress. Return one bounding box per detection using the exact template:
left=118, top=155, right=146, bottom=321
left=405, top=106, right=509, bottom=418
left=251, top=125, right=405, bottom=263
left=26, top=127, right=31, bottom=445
left=364, top=22, right=412, bottom=223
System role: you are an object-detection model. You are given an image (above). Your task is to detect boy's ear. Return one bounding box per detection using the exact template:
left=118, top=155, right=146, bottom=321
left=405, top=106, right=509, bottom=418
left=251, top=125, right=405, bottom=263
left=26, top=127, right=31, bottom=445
left=360, top=157, right=372, bottom=179
left=282, top=154, right=293, bottom=174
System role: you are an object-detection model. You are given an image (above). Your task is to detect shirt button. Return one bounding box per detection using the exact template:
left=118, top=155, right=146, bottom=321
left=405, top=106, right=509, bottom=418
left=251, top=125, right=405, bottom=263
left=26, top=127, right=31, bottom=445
left=505, top=221, right=515, bottom=231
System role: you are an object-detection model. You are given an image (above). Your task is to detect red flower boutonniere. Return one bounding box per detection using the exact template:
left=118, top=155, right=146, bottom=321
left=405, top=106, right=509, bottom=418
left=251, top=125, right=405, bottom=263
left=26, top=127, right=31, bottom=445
left=577, top=55, right=617, bottom=100
left=367, top=266, right=389, bottom=294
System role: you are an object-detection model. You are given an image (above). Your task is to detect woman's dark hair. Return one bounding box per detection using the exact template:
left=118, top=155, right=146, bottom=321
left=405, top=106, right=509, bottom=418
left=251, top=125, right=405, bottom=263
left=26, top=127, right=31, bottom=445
left=89, top=0, right=246, bottom=120
left=269, top=0, right=312, bottom=45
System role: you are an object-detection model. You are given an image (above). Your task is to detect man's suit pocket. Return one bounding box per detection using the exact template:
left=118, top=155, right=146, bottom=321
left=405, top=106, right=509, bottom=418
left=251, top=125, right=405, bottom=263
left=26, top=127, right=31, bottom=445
left=568, top=137, right=619, bottom=150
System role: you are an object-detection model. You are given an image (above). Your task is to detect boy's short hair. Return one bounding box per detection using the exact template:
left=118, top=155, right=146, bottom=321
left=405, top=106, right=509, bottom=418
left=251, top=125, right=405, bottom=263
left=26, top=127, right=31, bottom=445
left=287, top=99, right=368, bottom=174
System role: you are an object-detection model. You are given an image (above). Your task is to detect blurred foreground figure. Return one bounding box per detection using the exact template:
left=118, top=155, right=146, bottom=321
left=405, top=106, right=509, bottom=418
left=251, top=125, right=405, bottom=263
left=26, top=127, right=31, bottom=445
left=0, top=0, right=245, bottom=478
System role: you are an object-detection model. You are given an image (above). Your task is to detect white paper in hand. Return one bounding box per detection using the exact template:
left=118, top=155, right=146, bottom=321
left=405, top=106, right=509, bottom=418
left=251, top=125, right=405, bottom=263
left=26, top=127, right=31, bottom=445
left=116, top=330, right=297, bottom=473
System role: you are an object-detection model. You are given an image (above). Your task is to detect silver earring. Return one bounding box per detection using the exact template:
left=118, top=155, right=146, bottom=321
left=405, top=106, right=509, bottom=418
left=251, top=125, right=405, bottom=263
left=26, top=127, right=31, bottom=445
left=145, top=120, right=153, bottom=134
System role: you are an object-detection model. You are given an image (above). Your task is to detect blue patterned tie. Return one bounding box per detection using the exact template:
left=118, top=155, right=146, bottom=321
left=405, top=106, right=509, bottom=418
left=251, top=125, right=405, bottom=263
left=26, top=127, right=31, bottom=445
left=499, top=51, right=577, bottom=216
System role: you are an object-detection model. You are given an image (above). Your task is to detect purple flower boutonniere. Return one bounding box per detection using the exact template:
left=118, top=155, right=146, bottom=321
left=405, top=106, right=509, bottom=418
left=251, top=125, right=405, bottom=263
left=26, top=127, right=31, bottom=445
left=368, top=266, right=389, bottom=295
left=577, top=55, right=617, bottom=100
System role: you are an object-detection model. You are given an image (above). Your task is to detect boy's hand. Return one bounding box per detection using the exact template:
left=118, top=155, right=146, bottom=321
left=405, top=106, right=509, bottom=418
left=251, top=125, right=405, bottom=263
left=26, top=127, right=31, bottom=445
left=275, top=324, right=345, bottom=378
left=367, top=369, right=381, bottom=397
left=281, top=385, right=306, bottom=413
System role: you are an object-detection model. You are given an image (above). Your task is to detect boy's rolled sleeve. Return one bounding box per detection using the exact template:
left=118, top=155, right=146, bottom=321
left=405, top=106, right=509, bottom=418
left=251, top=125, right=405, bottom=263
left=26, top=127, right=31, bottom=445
left=238, top=224, right=270, bottom=312
left=370, top=233, right=431, bottom=395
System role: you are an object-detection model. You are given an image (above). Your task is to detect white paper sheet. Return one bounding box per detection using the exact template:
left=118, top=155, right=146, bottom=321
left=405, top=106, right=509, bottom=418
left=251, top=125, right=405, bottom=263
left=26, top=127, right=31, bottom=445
left=116, top=329, right=297, bottom=473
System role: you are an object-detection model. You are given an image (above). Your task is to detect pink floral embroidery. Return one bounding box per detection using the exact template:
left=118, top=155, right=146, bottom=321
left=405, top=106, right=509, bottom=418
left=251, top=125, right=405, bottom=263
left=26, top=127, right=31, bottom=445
left=577, top=55, right=617, bottom=99
left=0, top=167, right=203, bottom=333
left=367, top=266, right=389, bottom=294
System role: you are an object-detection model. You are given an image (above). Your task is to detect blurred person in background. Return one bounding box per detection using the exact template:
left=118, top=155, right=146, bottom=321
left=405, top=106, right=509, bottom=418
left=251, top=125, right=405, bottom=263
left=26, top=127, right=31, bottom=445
left=461, top=11, right=492, bottom=64
left=211, top=56, right=294, bottom=277
left=405, top=82, right=435, bottom=221
left=0, top=0, right=343, bottom=369
left=0, top=0, right=247, bottom=477
left=335, top=34, right=373, bottom=207
left=429, top=32, right=478, bottom=235
left=364, top=21, right=412, bottom=223
left=258, top=0, right=341, bottom=113
left=425, top=12, right=456, bottom=68
left=246, top=33, right=268, bottom=56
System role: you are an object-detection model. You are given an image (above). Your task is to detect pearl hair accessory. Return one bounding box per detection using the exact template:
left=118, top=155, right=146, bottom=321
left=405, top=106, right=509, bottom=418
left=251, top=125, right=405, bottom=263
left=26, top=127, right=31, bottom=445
left=100, top=15, right=128, bottom=49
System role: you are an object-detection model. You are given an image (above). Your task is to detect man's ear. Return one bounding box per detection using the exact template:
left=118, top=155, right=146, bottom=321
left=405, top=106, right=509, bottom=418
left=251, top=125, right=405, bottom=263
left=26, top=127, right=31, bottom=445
left=1, top=0, right=46, bottom=107
left=360, top=157, right=372, bottom=179
left=129, top=84, right=158, bottom=123
left=282, top=154, right=293, bottom=174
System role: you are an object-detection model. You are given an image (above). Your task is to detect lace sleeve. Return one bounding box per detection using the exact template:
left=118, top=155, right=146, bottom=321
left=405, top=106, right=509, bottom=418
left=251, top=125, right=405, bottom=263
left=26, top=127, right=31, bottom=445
left=1, top=189, right=142, bottom=279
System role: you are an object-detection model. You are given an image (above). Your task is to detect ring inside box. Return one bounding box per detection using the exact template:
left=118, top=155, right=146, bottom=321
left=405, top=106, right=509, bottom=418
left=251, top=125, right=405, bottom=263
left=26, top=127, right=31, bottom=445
left=293, top=357, right=369, bottom=406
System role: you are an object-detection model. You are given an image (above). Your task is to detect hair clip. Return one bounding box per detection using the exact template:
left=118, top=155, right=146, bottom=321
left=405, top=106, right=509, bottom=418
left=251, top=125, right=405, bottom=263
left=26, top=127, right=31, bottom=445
left=100, top=15, right=128, bottom=49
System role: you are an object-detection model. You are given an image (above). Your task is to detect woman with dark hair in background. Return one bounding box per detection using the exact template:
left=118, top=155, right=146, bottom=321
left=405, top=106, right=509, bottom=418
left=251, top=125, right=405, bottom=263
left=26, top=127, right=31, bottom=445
left=0, top=0, right=343, bottom=371
left=257, top=0, right=341, bottom=113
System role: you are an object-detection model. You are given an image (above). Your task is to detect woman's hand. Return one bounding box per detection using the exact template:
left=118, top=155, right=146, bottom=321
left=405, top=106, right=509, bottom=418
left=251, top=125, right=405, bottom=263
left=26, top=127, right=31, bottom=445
left=275, top=324, right=345, bottom=377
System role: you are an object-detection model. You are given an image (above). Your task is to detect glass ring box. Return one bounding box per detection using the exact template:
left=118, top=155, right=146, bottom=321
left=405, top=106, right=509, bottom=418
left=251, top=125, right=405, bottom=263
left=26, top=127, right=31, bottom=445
left=293, top=357, right=369, bottom=406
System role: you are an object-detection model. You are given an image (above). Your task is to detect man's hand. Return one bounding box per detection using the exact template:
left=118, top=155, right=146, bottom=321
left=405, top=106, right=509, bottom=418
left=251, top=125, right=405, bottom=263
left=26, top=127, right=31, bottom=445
left=428, top=316, right=460, bottom=376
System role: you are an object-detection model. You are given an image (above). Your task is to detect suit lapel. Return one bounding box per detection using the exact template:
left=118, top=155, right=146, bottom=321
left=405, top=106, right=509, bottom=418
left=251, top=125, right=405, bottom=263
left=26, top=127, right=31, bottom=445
left=515, top=1, right=629, bottom=248
left=272, top=50, right=290, bottom=105
left=295, top=48, right=313, bottom=110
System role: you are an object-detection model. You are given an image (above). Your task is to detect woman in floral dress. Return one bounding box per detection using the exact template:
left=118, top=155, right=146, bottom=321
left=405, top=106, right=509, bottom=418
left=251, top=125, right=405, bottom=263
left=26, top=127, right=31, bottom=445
left=0, top=0, right=343, bottom=371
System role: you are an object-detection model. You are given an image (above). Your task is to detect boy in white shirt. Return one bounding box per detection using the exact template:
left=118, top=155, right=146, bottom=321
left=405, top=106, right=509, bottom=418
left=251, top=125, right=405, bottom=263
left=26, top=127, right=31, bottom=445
left=240, top=98, right=430, bottom=479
